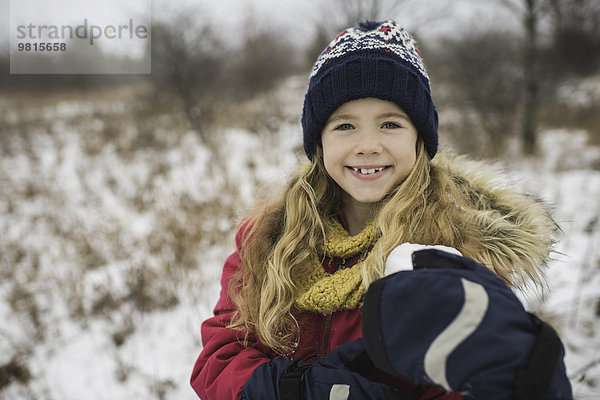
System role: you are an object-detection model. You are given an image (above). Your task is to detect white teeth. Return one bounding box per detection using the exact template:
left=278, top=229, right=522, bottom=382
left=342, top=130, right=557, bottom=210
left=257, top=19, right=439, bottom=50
left=352, top=167, right=385, bottom=175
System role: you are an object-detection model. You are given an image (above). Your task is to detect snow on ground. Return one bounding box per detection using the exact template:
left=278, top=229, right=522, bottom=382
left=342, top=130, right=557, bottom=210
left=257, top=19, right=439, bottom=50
left=513, top=130, right=600, bottom=399
left=0, top=79, right=599, bottom=399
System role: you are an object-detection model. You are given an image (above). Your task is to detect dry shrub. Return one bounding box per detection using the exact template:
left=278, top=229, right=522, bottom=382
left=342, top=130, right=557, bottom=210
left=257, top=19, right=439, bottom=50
left=7, top=285, right=44, bottom=342
left=428, top=30, right=522, bottom=157
left=111, top=317, right=136, bottom=348
left=540, top=102, right=600, bottom=148
left=149, top=15, right=301, bottom=145
left=151, top=378, right=177, bottom=400
left=0, top=358, right=31, bottom=390
left=545, top=0, right=600, bottom=77
left=124, top=264, right=180, bottom=313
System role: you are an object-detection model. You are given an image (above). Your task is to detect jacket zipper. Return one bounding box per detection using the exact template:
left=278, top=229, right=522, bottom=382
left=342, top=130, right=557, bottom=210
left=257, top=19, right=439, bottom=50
left=318, top=253, right=361, bottom=360
left=320, top=313, right=333, bottom=360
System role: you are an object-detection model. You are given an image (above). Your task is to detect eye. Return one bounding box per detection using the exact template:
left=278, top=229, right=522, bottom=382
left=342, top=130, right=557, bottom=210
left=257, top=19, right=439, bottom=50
left=381, top=121, right=401, bottom=129
left=334, top=123, right=354, bottom=131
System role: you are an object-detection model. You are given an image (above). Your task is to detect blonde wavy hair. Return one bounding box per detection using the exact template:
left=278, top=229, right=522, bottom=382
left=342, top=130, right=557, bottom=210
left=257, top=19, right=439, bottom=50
left=228, top=140, right=488, bottom=355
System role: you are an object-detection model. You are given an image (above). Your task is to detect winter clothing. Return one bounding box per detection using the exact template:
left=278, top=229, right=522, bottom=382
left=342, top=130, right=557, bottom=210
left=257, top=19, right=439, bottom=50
left=363, top=249, right=572, bottom=399
left=191, top=16, right=563, bottom=400
left=190, top=155, right=561, bottom=400
left=385, top=243, right=462, bottom=275
left=295, top=218, right=378, bottom=314
left=190, top=225, right=364, bottom=400
left=302, top=20, right=438, bottom=160
left=242, top=338, right=403, bottom=399
left=433, top=154, right=557, bottom=288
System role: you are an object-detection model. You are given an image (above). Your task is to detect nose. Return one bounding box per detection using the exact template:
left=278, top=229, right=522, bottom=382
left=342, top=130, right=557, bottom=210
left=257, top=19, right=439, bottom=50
left=353, top=129, right=383, bottom=155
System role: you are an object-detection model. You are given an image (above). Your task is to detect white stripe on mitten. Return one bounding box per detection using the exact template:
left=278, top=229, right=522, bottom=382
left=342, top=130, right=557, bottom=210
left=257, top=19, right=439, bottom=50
left=385, top=243, right=462, bottom=276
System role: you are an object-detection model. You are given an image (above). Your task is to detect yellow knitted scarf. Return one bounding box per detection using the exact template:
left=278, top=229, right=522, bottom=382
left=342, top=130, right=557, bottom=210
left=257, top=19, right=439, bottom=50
left=295, top=218, right=380, bottom=314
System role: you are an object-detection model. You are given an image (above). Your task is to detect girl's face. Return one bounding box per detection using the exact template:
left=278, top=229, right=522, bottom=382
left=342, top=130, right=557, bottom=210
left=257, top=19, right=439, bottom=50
left=321, top=97, right=418, bottom=206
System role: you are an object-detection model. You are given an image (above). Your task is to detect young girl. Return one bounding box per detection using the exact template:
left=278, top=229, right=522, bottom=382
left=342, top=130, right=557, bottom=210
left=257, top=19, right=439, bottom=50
left=190, top=20, right=562, bottom=399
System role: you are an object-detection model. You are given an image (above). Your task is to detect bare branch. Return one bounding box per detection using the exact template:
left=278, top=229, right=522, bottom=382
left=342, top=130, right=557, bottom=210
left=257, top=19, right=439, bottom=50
left=500, top=0, right=524, bottom=15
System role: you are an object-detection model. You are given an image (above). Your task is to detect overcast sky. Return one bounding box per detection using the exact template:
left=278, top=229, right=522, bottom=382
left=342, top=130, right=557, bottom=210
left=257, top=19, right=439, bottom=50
left=1, top=0, right=521, bottom=55
left=148, top=0, right=519, bottom=40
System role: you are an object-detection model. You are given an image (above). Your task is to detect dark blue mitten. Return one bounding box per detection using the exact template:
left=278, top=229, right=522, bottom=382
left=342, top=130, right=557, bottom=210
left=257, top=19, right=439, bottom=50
left=302, top=339, right=402, bottom=399
left=363, top=249, right=573, bottom=400
left=242, top=356, right=294, bottom=399
left=242, top=338, right=403, bottom=400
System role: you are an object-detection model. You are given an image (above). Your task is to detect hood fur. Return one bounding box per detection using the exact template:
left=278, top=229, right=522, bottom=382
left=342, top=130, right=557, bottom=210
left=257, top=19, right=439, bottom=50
left=432, top=154, right=558, bottom=290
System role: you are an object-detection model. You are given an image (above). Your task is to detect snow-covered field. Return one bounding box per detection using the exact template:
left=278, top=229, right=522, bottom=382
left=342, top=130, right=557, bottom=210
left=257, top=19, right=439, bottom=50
left=0, top=77, right=599, bottom=399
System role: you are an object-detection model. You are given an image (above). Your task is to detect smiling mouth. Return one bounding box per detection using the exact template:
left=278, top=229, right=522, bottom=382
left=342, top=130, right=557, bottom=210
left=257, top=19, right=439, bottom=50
left=349, top=166, right=388, bottom=175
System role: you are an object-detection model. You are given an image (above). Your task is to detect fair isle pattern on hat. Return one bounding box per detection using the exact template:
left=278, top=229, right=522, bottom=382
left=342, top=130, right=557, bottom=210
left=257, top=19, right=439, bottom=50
left=302, top=20, right=439, bottom=160
left=309, top=21, right=429, bottom=85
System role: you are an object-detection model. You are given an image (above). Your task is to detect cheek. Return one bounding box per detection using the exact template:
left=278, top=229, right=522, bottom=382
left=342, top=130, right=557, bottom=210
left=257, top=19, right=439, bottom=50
left=404, top=136, right=418, bottom=165
left=322, top=140, right=341, bottom=171
left=408, top=149, right=417, bottom=166
left=398, top=142, right=417, bottom=160
left=322, top=152, right=338, bottom=179
left=394, top=143, right=418, bottom=173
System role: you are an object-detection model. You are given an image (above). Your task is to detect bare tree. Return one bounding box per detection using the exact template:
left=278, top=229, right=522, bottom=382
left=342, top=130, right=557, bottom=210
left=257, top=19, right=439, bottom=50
left=435, top=30, right=523, bottom=157
left=523, top=0, right=541, bottom=155
left=546, top=0, right=600, bottom=76
left=231, top=17, right=302, bottom=100
left=328, top=0, right=390, bottom=29
left=500, top=0, right=545, bottom=155
left=150, top=16, right=227, bottom=142
left=306, top=0, right=411, bottom=65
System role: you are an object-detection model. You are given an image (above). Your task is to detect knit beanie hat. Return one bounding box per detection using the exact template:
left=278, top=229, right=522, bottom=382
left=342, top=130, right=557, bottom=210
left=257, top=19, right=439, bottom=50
left=302, top=20, right=438, bottom=160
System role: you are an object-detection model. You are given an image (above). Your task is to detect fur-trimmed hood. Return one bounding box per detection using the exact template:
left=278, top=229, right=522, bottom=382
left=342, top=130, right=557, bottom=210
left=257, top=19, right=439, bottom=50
left=432, top=153, right=558, bottom=290
left=291, top=153, right=557, bottom=316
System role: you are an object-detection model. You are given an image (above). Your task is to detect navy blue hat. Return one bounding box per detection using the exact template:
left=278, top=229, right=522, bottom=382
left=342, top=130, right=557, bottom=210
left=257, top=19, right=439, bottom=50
left=302, top=20, right=439, bottom=160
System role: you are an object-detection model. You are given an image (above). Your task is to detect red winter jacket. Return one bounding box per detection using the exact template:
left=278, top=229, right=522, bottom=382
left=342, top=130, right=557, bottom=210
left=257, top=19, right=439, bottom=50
left=190, top=225, right=462, bottom=400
